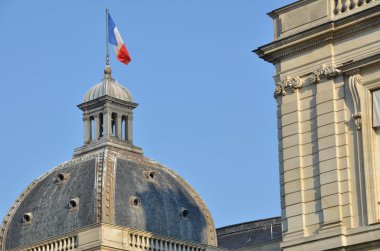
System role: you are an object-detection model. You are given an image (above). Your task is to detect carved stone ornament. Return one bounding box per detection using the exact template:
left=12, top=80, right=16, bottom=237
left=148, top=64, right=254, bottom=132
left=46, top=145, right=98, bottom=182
left=352, top=112, right=362, bottom=130
left=274, top=76, right=304, bottom=97
left=311, top=64, right=341, bottom=84
left=348, top=74, right=363, bottom=130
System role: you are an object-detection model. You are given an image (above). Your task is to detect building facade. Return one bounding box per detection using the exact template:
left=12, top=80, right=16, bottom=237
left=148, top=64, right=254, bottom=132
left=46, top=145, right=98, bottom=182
left=256, top=0, right=380, bottom=250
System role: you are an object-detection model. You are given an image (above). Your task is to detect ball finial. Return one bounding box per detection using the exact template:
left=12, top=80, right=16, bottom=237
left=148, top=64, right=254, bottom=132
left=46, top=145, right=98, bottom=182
left=104, top=65, right=112, bottom=79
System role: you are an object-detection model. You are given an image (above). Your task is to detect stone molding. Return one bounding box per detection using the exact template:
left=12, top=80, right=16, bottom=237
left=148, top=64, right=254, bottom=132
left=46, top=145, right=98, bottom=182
left=274, top=76, right=304, bottom=97
left=255, top=7, right=380, bottom=63
left=311, top=64, right=342, bottom=84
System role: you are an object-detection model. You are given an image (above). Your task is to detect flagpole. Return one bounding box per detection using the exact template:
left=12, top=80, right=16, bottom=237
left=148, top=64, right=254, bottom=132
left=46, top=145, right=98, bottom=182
left=106, top=9, right=110, bottom=66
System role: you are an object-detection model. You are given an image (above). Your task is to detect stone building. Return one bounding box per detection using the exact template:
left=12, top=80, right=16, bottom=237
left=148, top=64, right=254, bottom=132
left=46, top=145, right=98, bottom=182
left=1, top=0, right=380, bottom=250
left=255, top=0, right=380, bottom=250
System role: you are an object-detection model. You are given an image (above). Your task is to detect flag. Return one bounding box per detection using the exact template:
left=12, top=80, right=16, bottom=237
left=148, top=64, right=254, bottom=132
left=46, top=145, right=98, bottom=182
left=108, top=12, right=131, bottom=65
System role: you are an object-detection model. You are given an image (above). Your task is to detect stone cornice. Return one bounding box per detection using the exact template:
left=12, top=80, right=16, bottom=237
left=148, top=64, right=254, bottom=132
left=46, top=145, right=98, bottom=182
left=78, top=95, right=138, bottom=111
left=254, top=5, right=380, bottom=63
left=267, top=0, right=316, bottom=18
left=73, top=136, right=143, bottom=157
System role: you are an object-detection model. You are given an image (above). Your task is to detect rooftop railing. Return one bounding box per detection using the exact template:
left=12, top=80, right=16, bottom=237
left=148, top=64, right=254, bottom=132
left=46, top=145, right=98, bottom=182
left=334, top=0, right=375, bottom=15
left=11, top=235, right=77, bottom=251
left=128, top=231, right=206, bottom=251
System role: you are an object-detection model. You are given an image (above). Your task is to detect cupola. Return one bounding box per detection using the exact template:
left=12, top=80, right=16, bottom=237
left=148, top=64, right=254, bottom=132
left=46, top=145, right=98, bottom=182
left=74, top=65, right=142, bottom=156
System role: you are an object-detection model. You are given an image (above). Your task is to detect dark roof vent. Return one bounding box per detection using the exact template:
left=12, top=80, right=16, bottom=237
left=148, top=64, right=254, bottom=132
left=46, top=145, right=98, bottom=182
left=130, top=196, right=141, bottom=207
left=181, top=208, right=190, bottom=219
left=56, top=173, right=70, bottom=183
left=145, top=171, right=156, bottom=180
left=69, top=197, right=80, bottom=211
left=22, top=213, right=33, bottom=225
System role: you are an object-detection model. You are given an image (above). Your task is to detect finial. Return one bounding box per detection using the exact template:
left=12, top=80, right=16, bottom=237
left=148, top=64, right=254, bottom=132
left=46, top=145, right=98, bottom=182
left=104, top=65, right=113, bottom=79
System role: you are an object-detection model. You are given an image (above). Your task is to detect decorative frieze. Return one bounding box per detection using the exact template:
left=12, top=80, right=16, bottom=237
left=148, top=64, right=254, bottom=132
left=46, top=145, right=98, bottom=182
left=274, top=76, right=304, bottom=97
left=311, top=64, right=341, bottom=84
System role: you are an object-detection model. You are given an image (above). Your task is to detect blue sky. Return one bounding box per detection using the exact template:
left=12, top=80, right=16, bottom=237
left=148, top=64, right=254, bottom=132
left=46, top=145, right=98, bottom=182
left=0, top=0, right=295, bottom=228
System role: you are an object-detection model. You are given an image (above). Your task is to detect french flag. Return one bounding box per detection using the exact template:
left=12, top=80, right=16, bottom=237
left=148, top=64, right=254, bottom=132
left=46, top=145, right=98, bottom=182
left=108, top=12, right=131, bottom=65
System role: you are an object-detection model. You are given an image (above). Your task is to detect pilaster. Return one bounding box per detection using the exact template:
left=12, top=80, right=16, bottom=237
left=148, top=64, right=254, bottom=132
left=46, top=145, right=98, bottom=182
left=315, top=77, right=345, bottom=233
left=278, top=83, right=306, bottom=240
left=127, top=114, right=133, bottom=144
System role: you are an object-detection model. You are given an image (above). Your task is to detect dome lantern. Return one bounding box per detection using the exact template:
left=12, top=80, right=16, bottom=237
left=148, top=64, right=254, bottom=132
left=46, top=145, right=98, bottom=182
left=75, top=66, right=142, bottom=156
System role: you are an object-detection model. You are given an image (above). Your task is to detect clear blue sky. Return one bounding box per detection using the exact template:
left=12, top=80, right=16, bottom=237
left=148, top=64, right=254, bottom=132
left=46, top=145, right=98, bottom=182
left=0, top=0, right=294, bottom=228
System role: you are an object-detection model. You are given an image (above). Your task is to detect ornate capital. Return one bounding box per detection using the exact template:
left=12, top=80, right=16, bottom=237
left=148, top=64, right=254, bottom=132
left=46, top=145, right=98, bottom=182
left=274, top=76, right=304, bottom=97
left=311, top=64, right=341, bottom=84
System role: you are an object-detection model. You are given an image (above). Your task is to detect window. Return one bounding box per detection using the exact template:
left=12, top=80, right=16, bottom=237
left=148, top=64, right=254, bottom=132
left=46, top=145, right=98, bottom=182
left=373, top=90, right=380, bottom=127
left=373, top=90, right=380, bottom=180
left=90, top=116, right=95, bottom=141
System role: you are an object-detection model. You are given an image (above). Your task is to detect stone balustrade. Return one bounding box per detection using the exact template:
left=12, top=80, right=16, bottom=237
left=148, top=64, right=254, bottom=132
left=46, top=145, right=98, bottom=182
left=128, top=231, right=206, bottom=251
left=13, top=236, right=77, bottom=251
left=334, top=0, right=375, bottom=14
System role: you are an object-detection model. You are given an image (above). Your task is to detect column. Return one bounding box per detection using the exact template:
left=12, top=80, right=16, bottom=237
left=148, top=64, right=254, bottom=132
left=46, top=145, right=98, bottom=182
left=116, top=114, right=122, bottom=139
left=83, top=116, right=91, bottom=144
left=103, top=112, right=112, bottom=137
left=127, top=114, right=133, bottom=144
left=94, top=114, right=100, bottom=140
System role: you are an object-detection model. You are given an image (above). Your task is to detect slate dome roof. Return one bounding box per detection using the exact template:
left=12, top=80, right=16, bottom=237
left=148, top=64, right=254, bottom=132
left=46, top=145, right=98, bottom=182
left=0, top=149, right=217, bottom=250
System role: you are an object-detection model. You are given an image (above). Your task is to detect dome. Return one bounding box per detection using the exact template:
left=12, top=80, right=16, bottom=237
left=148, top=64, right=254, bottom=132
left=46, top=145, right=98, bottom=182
left=83, top=66, right=133, bottom=102
left=84, top=78, right=133, bottom=102
left=0, top=149, right=217, bottom=250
